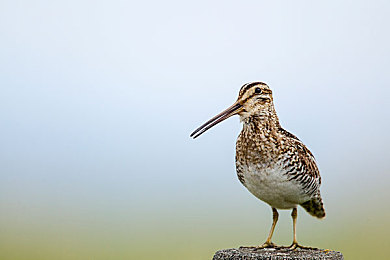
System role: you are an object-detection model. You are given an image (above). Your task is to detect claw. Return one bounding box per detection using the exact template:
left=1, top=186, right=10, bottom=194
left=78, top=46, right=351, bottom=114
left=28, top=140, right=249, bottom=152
left=288, top=242, right=318, bottom=250
left=239, top=242, right=278, bottom=250
left=257, top=242, right=277, bottom=249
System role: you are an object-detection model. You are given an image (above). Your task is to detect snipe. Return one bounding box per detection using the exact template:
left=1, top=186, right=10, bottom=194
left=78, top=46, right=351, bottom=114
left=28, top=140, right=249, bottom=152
left=190, top=82, right=325, bottom=249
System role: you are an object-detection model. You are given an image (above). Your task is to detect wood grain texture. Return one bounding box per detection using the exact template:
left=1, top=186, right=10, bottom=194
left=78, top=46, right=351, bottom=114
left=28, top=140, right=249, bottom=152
left=213, top=248, right=344, bottom=260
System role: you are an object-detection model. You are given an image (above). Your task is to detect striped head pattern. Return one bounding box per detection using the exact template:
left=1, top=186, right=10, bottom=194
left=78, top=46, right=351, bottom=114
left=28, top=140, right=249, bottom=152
left=236, top=82, right=275, bottom=122
left=190, top=82, right=276, bottom=138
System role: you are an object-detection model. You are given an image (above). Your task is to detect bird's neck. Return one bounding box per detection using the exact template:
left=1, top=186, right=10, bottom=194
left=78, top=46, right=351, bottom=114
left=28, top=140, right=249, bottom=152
left=241, top=108, right=281, bottom=135
left=239, top=109, right=283, bottom=160
left=243, top=115, right=280, bottom=135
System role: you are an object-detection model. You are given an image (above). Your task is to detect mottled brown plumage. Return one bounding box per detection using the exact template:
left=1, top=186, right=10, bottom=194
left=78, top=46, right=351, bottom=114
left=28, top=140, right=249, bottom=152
left=190, top=82, right=325, bottom=249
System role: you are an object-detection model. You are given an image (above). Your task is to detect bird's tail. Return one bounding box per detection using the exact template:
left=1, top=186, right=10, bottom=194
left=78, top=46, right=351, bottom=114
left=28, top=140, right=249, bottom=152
left=300, top=193, right=326, bottom=219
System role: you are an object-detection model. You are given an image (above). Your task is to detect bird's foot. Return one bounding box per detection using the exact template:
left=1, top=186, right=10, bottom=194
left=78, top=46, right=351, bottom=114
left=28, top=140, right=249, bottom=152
left=287, top=242, right=318, bottom=250
left=257, top=241, right=278, bottom=249
left=240, top=242, right=278, bottom=250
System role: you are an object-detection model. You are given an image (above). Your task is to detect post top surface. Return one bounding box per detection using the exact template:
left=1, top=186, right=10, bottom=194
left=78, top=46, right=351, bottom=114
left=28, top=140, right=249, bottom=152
left=213, top=248, right=344, bottom=260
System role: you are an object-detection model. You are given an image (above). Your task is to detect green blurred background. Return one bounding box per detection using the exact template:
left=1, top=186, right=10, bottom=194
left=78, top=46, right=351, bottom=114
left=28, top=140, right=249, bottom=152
left=1, top=1, right=390, bottom=259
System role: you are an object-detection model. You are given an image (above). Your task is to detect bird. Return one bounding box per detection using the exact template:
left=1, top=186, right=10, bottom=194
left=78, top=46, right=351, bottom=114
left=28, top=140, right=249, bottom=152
left=190, top=82, right=325, bottom=249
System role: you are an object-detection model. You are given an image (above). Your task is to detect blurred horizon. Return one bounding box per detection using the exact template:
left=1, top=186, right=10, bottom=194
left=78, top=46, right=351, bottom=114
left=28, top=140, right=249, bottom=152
left=1, top=0, right=390, bottom=259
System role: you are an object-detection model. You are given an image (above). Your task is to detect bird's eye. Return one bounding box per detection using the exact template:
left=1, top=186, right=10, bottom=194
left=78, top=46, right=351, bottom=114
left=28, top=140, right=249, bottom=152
left=255, top=87, right=262, bottom=94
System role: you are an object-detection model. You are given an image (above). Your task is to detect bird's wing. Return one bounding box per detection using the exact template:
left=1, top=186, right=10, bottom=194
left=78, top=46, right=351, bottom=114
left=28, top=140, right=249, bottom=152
left=279, top=128, right=321, bottom=197
left=290, top=139, right=321, bottom=197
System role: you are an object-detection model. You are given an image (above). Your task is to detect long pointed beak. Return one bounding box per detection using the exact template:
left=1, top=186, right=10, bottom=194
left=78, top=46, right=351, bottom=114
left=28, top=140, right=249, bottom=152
left=190, top=102, right=243, bottom=139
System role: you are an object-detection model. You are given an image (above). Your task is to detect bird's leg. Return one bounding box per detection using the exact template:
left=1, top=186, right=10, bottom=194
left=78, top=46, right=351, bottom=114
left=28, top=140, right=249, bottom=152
left=240, top=208, right=279, bottom=250
left=257, top=207, right=279, bottom=248
left=288, top=208, right=315, bottom=250
left=289, top=208, right=299, bottom=249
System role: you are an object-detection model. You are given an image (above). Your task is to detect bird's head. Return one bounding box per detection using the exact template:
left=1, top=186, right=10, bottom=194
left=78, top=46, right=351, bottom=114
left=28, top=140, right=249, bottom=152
left=236, top=82, right=274, bottom=121
left=190, top=82, right=274, bottom=139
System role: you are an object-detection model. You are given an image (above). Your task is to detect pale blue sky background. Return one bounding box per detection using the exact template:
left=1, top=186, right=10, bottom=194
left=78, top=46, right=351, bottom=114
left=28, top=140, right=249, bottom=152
left=1, top=1, right=390, bottom=259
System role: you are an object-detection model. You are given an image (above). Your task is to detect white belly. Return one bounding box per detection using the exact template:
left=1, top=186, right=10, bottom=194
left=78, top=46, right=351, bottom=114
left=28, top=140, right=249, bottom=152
left=242, top=163, right=311, bottom=209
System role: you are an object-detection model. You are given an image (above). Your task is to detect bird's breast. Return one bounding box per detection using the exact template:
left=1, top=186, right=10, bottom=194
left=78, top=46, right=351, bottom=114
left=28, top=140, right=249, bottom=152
left=235, top=160, right=311, bottom=209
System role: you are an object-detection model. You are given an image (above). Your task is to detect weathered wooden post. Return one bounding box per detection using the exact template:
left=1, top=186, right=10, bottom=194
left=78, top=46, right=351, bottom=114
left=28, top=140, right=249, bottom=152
left=213, top=247, right=344, bottom=260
